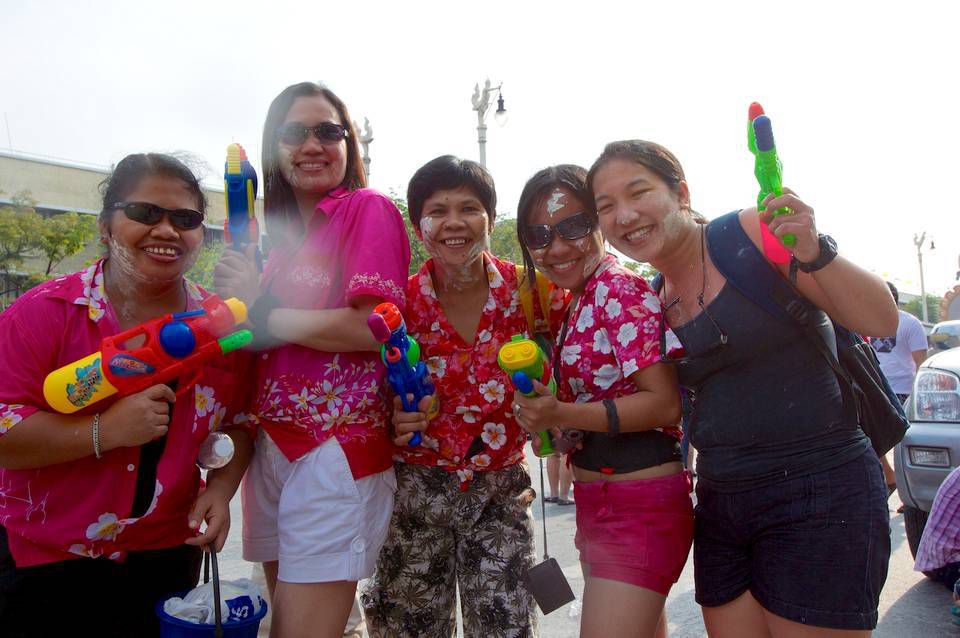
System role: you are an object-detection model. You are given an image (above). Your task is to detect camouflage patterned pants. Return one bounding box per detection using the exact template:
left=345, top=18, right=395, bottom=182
left=361, top=462, right=539, bottom=638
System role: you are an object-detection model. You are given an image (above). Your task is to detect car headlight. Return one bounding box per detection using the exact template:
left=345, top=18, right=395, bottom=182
left=914, top=368, right=960, bottom=422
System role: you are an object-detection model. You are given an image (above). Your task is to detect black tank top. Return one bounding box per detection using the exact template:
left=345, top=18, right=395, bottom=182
left=673, top=283, right=869, bottom=491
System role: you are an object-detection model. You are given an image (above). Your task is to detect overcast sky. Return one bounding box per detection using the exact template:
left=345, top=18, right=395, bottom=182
left=3, top=1, right=958, bottom=298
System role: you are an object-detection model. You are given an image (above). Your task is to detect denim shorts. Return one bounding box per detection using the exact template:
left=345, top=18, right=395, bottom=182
left=693, top=449, right=890, bottom=630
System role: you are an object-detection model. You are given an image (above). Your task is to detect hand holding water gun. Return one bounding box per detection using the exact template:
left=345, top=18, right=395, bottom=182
left=223, top=143, right=262, bottom=269
left=498, top=334, right=567, bottom=457
left=367, top=302, right=438, bottom=447
left=747, top=103, right=794, bottom=263
left=43, top=296, right=252, bottom=414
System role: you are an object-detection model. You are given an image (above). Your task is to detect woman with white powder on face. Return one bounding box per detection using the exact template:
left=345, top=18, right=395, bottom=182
left=362, top=155, right=568, bottom=637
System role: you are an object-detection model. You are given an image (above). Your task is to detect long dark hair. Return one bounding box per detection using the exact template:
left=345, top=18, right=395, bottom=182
left=515, top=164, right=593, bottom=289
left=98, top=153, right=207, bottom=224
left=262, top=82, right=366, bottom=244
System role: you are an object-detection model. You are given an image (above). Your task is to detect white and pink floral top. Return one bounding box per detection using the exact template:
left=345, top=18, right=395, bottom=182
left=0, top=260, right=254, bottom=567
left=555, top=255, right=683, bottom=441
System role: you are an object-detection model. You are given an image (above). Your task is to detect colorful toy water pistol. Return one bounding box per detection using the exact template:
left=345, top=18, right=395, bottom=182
left=498, top=334, right=558, bottom=457
left=43, top=296, right=252, bottom=414
left=367, top=302, right=438, bottom=447
left=747, top=103, right=794, bottom=263
left=223, top=143, right=261, bottom=268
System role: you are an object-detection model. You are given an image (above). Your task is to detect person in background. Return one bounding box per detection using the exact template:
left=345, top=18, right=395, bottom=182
left=0, top=153, right=254, bottom=636
left=870, top=281, right=927, bottom=497
left=214, top=82, right=409, bottom=638
left=546, top=451, right=574, bottom=505
left=362, top=155, right=566, bottom=637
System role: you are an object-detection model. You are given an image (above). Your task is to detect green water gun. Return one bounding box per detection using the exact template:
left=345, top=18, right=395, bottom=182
left=748, top=102, right=795, bottom=248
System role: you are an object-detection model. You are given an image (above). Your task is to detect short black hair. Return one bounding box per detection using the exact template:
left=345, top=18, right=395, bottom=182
left=98, top=153, right=207, bottom=224
left=406, top=155, right=496, bottom=229
left=887, top=281, right=900, bottom=305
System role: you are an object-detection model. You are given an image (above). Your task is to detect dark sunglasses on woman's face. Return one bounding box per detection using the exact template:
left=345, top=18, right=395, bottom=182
left=521, top=211, right=598, bottom=250
left=110, top=202, right=205, bottom=231
left=277, top=122, right=349, bottom=146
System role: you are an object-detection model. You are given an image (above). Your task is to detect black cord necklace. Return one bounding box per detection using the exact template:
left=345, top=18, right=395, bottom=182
left=664, top=224, right=707, bottom=316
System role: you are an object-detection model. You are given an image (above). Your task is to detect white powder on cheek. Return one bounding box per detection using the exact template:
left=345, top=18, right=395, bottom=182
left=277, top=146, right=302, bottom=189
left=419, top=217, right=434, bottom=238
left=661, top=208, right=686, bottom=242
left=545, top=190, right=566, bottom=217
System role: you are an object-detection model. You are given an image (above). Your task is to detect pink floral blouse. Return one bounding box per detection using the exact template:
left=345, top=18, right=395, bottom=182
left=398, top=254, right=568, bottom=487
left=555, top=255, right=683, bottom=441
left=252, top=187, right=410, bottom=478
left=0, top=260, right=254, bottom=567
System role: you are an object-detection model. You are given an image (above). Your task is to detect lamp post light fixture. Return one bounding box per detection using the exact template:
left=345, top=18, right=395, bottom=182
left=354, top=117, right=374, bottom=181
left=914, top=232, right=935, bottom=323
left=471, top=79, right=507, bottom=168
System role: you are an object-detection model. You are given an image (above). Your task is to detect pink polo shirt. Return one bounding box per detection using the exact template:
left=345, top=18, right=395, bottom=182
left=0, top=261, right=255, bottom=567
left=253, top=187, right=410, bottom=478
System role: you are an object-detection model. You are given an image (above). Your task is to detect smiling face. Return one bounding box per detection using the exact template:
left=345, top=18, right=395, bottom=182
left=101, top=173, right=204, bottom=285
left=277, top=94, right=348, bottom=199
left=592, top=158, right=690, bottom=263
left=526, top=187, right=604, bottom=294
left=418, top=185, right=492, bottom=271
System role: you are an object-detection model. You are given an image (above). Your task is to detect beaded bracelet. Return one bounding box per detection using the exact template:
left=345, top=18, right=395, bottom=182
left=92, top=413, right=102, bottom=459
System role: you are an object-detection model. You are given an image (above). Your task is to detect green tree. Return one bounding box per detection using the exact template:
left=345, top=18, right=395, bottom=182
left=36, top=212, right=98, bottom=275
left=904, top=293, right=942, bottom=324
left=623, top=260, right=658, bottom=281
left=389, top=192, right=430, bottom=275
left=0, top=192, right=44, bottom=275
left=186, top=241, right=225, bottom=290
left=490, top=217, right=524, bottom=265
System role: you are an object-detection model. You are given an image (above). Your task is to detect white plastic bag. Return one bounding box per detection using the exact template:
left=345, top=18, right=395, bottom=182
left=163, top=578, right=263, bottom=624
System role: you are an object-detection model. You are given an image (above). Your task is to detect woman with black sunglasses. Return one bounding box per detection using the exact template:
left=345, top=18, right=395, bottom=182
left=212, top=82, right=410, bottom=638
left=588, top=140, right=897, bottom=637
left=513, top=165, right=691, bottom=638
left=0, top=153, right=255, bottom=636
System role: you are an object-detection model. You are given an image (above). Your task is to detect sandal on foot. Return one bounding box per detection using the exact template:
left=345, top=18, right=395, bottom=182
left=543, top=496, right=559, bottom=503
left=557, top=498, right=575, bottom=506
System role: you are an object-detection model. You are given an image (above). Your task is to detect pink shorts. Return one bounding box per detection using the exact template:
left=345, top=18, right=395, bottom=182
left=573, top=471, right=694, bottom=596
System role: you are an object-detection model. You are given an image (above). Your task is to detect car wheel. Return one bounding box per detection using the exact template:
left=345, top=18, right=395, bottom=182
left=903, top=505, right=927, bottom=559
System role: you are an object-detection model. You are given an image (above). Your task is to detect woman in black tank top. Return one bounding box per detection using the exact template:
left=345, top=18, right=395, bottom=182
left=587, top=140, right=898, bottom=636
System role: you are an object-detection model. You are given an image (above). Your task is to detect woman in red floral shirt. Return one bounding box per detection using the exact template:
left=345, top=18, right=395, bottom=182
left=361, top=156, right=566, bottom=637
left=513, top=165, right=690, bottom=638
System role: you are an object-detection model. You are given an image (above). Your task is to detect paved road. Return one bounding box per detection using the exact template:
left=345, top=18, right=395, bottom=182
left=218, top=445, right=957, bottom=636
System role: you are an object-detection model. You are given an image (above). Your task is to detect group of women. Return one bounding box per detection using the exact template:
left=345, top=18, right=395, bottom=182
left=0, top=80, right=898, bottom=638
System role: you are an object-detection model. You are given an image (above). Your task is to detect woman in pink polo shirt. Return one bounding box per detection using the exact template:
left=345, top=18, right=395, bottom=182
left=213, top=82, right=410, bottom=638
left=0, top=153, right=254, bottom=636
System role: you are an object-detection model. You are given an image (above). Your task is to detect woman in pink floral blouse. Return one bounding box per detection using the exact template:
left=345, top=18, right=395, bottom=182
left=213, top=82, right=410, bottom=638
left=0, top=153, right=255, bottom=636
left=513, top=165, right=691, bottom=638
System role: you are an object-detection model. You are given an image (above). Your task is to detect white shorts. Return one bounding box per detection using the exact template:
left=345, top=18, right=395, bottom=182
left=241, top=430, right=396, bottom=584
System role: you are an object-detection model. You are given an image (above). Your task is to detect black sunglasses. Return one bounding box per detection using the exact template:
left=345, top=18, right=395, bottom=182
left=521, top=211, right=597, bottom=250
left=659, top=295, right=728, bottom=365
left=110, top=202, right=205, bottom=231
left=277, top=122, right=349, bottom=146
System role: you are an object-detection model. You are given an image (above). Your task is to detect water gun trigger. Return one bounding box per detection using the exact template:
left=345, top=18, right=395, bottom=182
left=512, top=371, right=535, bottom=396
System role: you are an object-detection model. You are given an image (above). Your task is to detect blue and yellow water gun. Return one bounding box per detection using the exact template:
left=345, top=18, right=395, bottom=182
left=223, top=143, right=261, bottom=267
left=367, top=302, right=438, bottom=447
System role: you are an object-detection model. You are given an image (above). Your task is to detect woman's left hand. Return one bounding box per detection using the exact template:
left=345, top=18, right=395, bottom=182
left=513, top=380, right=561, bottom=433
left=185, top=484, right=231, bottom=551
left=759, top=188, right=821, bottom=263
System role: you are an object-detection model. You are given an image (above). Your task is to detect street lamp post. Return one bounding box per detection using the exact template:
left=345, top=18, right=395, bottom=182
left=354, top=117, right=373, bottom=181
left=471, top=79, right=507, bottom=168
left=914, top=232, right=935, bottom=323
